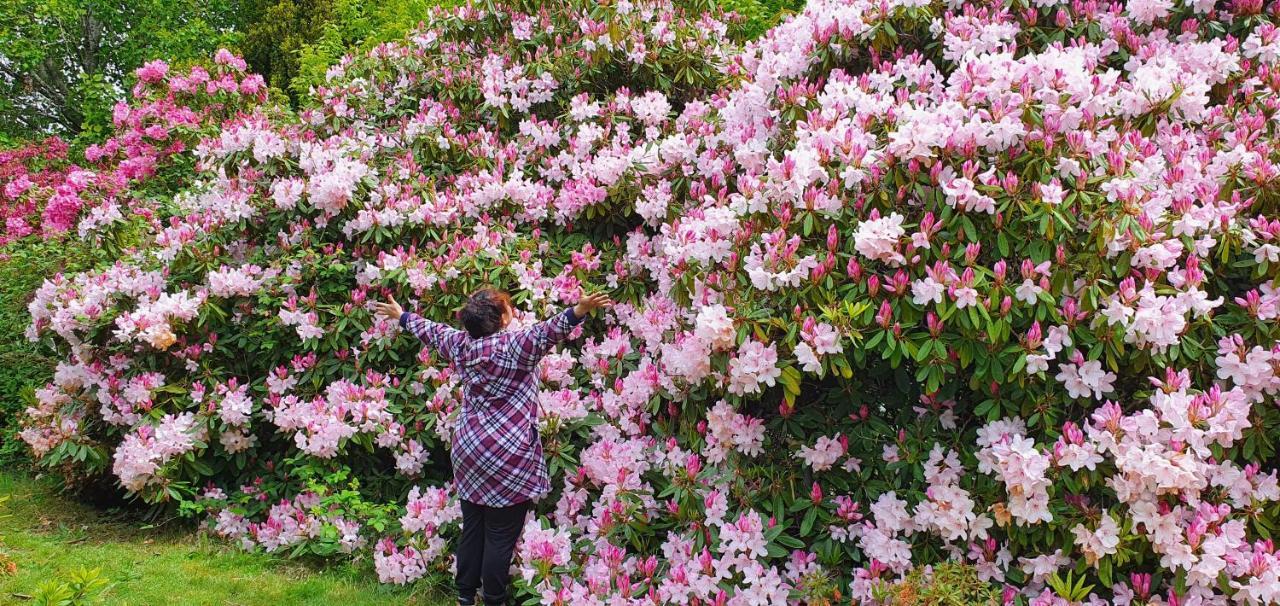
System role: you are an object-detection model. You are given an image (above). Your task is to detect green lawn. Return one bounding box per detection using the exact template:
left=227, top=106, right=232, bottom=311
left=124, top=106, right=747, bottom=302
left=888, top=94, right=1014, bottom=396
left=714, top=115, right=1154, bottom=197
left=0, top=472, right=451, bottom=605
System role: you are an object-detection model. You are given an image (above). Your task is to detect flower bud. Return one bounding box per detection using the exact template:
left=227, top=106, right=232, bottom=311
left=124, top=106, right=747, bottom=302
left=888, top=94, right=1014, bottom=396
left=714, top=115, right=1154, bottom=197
left=847, top=257, right=863, bottom=281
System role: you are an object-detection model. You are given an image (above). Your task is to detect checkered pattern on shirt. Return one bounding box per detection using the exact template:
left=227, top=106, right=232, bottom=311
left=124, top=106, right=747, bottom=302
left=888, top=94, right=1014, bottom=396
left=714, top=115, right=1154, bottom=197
left=401, top=307, right=579, bottom=507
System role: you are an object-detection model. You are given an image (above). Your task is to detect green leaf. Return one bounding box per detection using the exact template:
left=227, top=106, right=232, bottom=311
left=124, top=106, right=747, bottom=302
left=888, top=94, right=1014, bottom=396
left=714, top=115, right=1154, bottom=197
left=961, top=216, right=978, bottom=242
left=800, top=507, right=818, bottom=537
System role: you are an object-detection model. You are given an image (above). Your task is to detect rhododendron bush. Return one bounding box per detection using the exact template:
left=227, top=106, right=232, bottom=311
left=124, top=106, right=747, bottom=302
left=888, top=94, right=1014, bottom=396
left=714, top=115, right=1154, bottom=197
left=13, top=0, right=1280, bottom=603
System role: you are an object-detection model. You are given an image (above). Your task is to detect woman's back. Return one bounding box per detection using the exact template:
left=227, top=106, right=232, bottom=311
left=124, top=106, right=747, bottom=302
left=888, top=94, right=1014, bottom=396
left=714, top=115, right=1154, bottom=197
left=400, top=308, right=582, bottom=507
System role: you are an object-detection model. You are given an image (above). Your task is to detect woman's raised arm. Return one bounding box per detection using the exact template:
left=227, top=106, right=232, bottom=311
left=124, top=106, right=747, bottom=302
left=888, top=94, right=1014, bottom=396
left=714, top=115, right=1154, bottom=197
left=374, top=295, right=467, bottom=362
left=508, top=291, right=612, bottom=368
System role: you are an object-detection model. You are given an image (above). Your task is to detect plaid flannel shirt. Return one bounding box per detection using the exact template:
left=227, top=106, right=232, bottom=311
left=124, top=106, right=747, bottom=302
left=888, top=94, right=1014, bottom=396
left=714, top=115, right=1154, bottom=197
left=400, top=307, right=581, bottom=507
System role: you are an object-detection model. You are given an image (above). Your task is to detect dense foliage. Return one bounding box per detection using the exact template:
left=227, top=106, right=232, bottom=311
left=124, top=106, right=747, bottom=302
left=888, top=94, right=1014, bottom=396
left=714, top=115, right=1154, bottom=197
left=0, top=240, right=93, bottom=466
left=238, top=0, right=353, bottom=101
left=7, top=0, right=1280, bottom=604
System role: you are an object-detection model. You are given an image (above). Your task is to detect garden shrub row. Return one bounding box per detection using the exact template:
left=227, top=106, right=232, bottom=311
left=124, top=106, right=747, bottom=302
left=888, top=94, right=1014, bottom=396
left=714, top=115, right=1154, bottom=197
left=3, top=0, right=1280, bottom=604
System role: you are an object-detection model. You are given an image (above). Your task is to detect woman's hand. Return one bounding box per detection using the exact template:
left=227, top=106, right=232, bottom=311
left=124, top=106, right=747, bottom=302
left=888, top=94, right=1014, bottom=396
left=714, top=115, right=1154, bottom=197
left=373, top=295, right=404, bottom=323
left=573, top=291, right=613, bottom=318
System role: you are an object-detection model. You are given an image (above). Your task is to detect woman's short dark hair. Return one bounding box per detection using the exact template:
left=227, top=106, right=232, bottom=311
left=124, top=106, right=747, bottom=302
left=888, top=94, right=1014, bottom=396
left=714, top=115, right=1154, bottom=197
left=460, top=288, right=511, bottom=338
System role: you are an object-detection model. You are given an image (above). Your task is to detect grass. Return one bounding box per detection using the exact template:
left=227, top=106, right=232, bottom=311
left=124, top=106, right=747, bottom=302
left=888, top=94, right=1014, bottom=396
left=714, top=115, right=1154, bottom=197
left=0, top=472, right=452, bottom=606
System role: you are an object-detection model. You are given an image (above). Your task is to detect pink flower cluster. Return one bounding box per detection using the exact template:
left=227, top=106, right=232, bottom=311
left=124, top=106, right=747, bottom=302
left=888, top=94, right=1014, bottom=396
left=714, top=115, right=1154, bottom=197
left=112, top=413, right=205, bottom=492
left=371, top=485, right=462, bottom=584
left=268, top=374, right=399, bottom=458
left=0, top=138, right=74, bottom=246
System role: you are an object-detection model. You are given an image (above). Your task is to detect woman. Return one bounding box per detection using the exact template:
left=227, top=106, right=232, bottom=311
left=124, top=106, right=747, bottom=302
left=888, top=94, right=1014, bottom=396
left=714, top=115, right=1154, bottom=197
left=374, top=288, right=612, bottom=606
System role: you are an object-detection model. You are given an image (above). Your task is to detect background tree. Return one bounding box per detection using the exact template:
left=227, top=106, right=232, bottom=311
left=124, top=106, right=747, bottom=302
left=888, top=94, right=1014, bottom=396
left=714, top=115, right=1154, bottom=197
left=238, top=0, right=336, bottom=102
left=0, top=0, right=242, bottom=141
left=291, top=0, right=453, bottom=97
